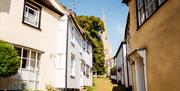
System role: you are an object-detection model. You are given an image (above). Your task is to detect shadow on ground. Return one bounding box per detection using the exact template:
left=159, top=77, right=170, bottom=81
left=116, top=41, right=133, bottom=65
left=110, top=78, right=131, bottom=91
left=112, top=85, right=127, bottom=91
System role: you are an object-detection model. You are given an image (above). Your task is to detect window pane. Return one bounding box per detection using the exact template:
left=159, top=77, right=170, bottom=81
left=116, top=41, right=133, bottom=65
left=23, top=49, right=28, bottom=58
left=137, top=0, right=144, bottom=9
left=145, top=0, right=157, bottom=17
left=22, top=58, right=27, bottom=68
left=36, top=61, right=40, bottom=71
left=35, top=82, right=39, bottom=89
left=36, top=72, right=40, bottom=81
left=31, top=51, right=36, bottom=60
left=22, top=49, right=29, bottom=69
left=24, top=4, right=40, bottom=27
left=14, top=47, right=22, bottom=57
left=37, top=53, right=41, bottom=61
left=29, top=71, right=36, bottom=81
left=30, top=60, right=36, bottom=71
left=158, top=0, right=165, bottom=5
left=28, top=8, right=35, bottom=15
left=137, top=0, right=145, bottom=26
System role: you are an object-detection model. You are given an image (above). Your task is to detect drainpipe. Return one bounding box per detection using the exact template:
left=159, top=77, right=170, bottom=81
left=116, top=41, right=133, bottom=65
left=125, top=42, right=130, bottom=87
left=65, top=16, right=69, bottom=91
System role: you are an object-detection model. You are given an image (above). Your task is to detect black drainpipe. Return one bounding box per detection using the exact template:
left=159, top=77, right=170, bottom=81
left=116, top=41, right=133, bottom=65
left=65, top=17, right=69, bottom=91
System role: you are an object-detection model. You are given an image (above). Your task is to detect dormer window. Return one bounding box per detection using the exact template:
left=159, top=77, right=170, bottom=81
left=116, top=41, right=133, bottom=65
left=23, top=1, right=41, bottom=28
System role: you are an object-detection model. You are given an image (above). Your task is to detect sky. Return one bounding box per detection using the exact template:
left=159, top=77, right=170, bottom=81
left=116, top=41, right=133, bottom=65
left=58, top=0, right=129, bottom=56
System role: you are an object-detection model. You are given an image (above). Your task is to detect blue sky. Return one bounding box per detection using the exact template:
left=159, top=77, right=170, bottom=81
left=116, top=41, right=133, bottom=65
left=59, top=0, right=129, bottom=56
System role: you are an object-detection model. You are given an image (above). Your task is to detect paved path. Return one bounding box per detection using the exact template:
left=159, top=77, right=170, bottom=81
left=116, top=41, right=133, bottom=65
left=93, top=77, right=127, bottom=91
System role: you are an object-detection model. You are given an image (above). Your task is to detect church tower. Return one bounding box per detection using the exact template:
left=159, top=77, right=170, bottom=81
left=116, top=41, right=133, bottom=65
left=101, top=12, right=114, bottom=76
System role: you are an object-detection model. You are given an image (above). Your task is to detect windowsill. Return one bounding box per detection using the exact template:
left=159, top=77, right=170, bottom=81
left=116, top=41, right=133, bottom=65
left=22, top=22, right=41, bottom=31
left=80, top=51, right=82, bottom=55
left=71, top=41, right=75, bottom=47
left=136, top=0, right=167, bottom=30
left=70, top=75, right=75, bottom=79
left=87, top=51, right=90, bottom=54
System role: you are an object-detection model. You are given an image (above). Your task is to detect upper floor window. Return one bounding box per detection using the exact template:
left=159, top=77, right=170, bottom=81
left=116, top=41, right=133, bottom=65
left=70, top=54, right=76, bottom=77
left=71, top=27, right=75, bottom=45
left=23, top=1, right=41, bottom=28
left=136, top=0, right=166, bottom=26
left=80, top=39, right=83, bottom=53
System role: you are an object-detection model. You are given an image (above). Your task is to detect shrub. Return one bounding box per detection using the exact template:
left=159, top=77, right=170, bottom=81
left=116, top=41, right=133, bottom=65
left=86, top=86, right=94, bottom=91
left=0, top=40, right=20, bottom=77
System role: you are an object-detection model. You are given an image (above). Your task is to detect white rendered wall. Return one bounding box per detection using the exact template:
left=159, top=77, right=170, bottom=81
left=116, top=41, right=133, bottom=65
left=0, top=0, right=66, bottom=90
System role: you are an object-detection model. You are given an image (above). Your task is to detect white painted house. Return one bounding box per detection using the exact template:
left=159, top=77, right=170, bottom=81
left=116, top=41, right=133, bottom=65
left=0, top=0, right=93, bottom=90
left=114, top=14, right=133, bottom=90
left=114, top=42, right=127, bottom=86
left=61, top=12, right=93, bottom=90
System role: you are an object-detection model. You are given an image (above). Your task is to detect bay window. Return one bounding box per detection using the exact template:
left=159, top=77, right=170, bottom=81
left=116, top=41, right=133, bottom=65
left=14, top=46, right=42, bottom=89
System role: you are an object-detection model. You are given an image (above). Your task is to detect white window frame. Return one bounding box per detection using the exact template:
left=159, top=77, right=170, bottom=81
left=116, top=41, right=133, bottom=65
left=23, top=2, right=40, bottom=28
left=71, top=27, right=75, bottom=45
left=14, top=46, right=41, bottom=90
left=80, top=38, right=83, bottom=53
left=70, top=54, right=76, bottom=77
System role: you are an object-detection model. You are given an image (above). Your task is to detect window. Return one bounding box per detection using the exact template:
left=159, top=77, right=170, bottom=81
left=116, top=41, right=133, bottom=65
left=158, top=0, right=165, bottom=5
left=86, top=65, right=90, bottom=77
left=87, top=43, right=90, bottom=54
left=71, top=27, right=75, bottom=45
left=145, top=0, right=158, bottom=18
left=137, top=0, right=146, bottom=26
left=14, top=46, right=42, bottom=89
left=70, top=54, right=76, bottom=77
left=80, top=39, right=83, bottom=53
left=23, top=1, right=41, bottom=28
left=83, top=40, right=86, bottom=51
left=136, top=0, right=166, bottom=26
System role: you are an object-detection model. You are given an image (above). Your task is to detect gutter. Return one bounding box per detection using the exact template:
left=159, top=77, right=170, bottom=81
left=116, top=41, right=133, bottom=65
left=49, top=0, right=65, bottom=14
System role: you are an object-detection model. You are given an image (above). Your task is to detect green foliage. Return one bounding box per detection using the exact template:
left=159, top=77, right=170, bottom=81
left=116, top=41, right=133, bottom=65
left=0, top=40, right=20, bottom=77
left=86, top=86, right=94, bottom=91
left=110, top=66, right=117, bottom=75
left=46, top=84, right=59, bottom=91
left=76, top=16, right=106, bottom=75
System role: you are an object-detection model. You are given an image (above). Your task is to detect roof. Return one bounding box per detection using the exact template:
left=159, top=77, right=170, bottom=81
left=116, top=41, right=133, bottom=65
left=114, top=41, right=126, bottom=59
left=33, top=0, right=64, bottom=16
left=124, top=12, right=130, bottom=41
left=69, top=13, right=95, bottom=48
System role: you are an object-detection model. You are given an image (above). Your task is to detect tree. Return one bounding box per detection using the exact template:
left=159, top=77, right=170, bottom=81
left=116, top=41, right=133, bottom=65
left=76, top=15, right=106, bottom=75
left=0, top=40, right=20, bottom=77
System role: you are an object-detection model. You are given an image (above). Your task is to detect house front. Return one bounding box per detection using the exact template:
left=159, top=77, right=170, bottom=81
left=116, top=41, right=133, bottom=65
left=64, top=13, right=93, bottom=90
left=123, top=0, right=180, bottom=91
left=0, top=0, right=67, bottom=90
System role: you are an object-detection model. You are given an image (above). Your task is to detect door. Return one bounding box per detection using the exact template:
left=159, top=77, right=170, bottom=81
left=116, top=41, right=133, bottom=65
left=135, top=58, right=146, bottom=91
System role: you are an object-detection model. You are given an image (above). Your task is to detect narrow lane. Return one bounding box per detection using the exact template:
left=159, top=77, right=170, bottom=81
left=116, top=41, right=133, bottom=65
left=93, top=77, right=127, bottom=91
